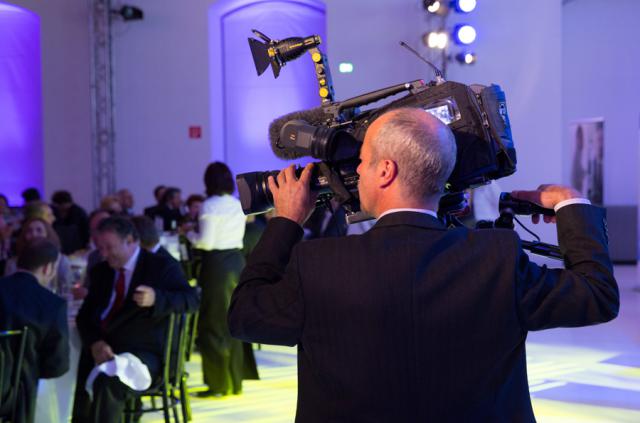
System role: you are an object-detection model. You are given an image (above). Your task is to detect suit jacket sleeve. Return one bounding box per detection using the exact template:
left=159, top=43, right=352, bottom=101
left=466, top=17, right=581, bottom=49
left=228, top=217, right=305, bottom=346
left=516, top=204, right=619, bottom=331
left=39, top=300, right=70, bottom=378
left=151, top=258, right=200, bottom=317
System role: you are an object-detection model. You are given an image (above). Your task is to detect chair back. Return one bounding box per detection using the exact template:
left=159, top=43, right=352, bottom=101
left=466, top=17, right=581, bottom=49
left=161, top=312, right=191, bottom=387
left=184, top=309, right=199, bottom=362
left=0, top=327, right=28, bottom=420
left=183, top=286, right=201, bottom=362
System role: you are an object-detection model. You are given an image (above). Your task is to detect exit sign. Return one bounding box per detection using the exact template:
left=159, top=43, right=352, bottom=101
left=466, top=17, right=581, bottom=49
left=189, top=126, right=202, bottom=139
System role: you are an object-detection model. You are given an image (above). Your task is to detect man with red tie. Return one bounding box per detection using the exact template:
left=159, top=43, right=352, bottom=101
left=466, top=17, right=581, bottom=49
left=72, top=216, right=199, bottom=423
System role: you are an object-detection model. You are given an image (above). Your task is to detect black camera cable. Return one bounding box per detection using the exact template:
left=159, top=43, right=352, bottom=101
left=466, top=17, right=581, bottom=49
left=512, top=215, right=541, bottom=243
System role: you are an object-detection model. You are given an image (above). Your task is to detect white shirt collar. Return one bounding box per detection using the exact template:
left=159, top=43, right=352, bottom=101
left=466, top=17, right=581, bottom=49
left=151, top=243, right=161, bottom=253
left=378, top=208, right=438, bottom=220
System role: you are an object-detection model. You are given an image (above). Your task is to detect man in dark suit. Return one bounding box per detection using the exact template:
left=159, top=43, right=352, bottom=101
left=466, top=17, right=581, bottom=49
left=228, top=108, right=619, bottom=422
left=143, top=185, right=166, bottom=220
left=72, top=216, right=199, bottom=423
left=131, top=215, right=176, bottom=262
left=155, top=187, right=184, bottom=232
left=0, top=239, right=69, bottom=423
left=51, top=190, right=90, bottom=254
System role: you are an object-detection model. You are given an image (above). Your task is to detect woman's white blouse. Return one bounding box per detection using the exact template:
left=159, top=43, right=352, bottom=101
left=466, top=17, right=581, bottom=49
left=188, top=195, right=246, bottom=251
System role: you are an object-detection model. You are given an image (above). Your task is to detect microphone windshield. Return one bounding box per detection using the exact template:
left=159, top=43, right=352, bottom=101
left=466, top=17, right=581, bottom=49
left=268, top=107, right=328, bottom=160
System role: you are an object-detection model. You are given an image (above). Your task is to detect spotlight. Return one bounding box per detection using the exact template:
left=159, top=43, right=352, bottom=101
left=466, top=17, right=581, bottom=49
left=423, top=0, right=449, bottom=16
left=453, top=0, right=477, bottom=13
left=113, top=5, right=144, bottom=21
left=455, top=52, right=477, bottom=64
left=453, top=24, right=476, bottom=45
left=248, top=29, right=321, bottom=78
left=423, top=31, right=449, bottom=50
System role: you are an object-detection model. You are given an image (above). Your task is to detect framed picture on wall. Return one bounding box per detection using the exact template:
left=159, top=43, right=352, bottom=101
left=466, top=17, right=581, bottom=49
left=568, top=118, right=604, bottom=205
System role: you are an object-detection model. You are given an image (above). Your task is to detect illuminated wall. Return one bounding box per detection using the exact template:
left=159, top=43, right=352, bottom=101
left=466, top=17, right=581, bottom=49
left=209, top=0, right=326, bottom=175
left=562, top=0, right=640, bottom=206
left=0, top=2, right=42, bottom=205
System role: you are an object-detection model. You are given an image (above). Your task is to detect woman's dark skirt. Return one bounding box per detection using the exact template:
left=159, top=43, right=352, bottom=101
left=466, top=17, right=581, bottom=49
left=196, top=249, right=258, bottom=394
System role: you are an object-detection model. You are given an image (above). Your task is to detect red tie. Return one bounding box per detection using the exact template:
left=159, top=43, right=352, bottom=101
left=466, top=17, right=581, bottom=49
left=102, top=268, right=126, bottom=330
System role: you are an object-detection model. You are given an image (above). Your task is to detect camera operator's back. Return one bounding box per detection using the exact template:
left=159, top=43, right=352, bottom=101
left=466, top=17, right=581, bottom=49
left=229, top=205, right=618, bottom=423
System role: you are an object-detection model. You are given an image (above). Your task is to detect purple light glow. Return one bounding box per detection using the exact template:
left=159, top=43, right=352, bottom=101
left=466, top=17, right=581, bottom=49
left=0, top=2, right=43, bottom=206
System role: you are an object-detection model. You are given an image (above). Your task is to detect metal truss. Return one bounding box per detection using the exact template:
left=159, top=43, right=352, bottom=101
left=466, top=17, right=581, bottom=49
left=89, top=0, right=116, bottom=207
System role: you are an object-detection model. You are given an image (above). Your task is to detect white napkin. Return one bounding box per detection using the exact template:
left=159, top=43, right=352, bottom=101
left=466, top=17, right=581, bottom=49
left=85, top=352, right=152, bottom=399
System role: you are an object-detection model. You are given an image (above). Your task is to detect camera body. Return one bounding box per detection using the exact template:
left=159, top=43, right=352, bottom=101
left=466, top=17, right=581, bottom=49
left=237, top=78, right=517, bottom=222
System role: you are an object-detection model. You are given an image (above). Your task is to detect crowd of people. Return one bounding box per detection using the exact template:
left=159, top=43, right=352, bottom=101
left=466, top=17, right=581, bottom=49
left=0, top=162, right=264, bottom=423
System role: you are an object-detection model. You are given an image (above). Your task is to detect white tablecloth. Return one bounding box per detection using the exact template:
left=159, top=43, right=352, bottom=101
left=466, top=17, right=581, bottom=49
left=35, top=296, right=82, bottom=423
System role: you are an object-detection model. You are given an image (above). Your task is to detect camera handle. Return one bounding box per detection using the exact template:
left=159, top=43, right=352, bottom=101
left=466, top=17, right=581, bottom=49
left=440, top=189, right=562, bottom=260
left=315, top=162, right=371, bottom=224
left=476, top=211, right=563, bottom=260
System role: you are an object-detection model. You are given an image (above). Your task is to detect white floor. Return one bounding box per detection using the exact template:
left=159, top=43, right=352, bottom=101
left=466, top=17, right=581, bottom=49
left=142, top=265, right=640, bottom=422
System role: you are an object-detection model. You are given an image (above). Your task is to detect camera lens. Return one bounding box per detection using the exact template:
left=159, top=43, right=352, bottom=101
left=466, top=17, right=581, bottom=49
left=236, top=171, right=278, bottom=215
left=237, top=160, right=360, bottom=216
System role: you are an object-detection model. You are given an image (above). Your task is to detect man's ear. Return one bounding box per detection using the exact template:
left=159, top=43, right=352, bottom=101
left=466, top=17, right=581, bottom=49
left=378, top=159, right=398, bottom=188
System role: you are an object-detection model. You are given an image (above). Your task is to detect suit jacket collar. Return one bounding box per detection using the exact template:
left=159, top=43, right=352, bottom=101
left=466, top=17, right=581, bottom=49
left=8, top=270, right=46, bottom=289
left=10, top=271, right=41, bottom=287
left=371, top=211, right=447, bottom=231
left=104, top=249, right=150, bottom=331
left=127, top=248, right=147, bottom=296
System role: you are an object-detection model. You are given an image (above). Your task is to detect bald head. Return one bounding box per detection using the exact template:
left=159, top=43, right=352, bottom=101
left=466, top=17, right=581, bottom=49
left=367, top=107, right=457, bottom=202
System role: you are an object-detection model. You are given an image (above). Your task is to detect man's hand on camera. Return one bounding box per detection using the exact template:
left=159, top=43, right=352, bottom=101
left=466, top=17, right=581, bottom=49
left=267, top=163, right=318, bottom=226
left=511, top=184, right=582, bottom=224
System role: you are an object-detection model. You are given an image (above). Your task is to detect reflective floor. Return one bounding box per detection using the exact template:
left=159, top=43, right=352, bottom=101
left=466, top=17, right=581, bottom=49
left=143, top=265, right=640, bottom=422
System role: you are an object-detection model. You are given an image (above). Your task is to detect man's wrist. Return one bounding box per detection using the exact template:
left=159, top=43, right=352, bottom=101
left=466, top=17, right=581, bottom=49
left=267, top=217, right=305, bottom=241
left=554, top=198, right=591, bottom=212
left=281, top=217, right=304, bottom=228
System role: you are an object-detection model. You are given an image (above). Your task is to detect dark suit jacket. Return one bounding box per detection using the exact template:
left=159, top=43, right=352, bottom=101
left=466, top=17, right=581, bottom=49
left=143, top=204, right=161, bottom=219
left=53, top=204, right=90, bottom=254
left=229, top=204, right=618, bottom=422
left=154, top=245, right=177, bottom=262
left=0, top=272, right=69, bottom=423
left=145, top=205, right=182, bottom=232
left=76, top=248, right=199, bottom=377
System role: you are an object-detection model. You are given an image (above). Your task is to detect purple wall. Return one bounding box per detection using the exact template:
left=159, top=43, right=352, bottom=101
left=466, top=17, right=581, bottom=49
left=0, top=2, right=42, bottom=206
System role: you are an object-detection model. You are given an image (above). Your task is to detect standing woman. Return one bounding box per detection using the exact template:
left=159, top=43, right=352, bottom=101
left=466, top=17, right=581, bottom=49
left=188, top=162, right=253, bottom=396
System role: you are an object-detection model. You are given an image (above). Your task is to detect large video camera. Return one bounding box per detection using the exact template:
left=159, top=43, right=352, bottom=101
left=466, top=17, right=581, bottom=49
left=237, top=30, right=517, bottom=223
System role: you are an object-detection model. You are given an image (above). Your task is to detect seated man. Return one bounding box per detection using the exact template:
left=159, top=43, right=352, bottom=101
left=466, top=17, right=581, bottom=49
left=117, top=189, right=135, bottom=216
left=51, top=190, right=90, bottom=254
left=131, top=215, right=175, bottom=261
left=0, top=239, right=70, bottom=423
left=72, top=216, right=199, bottom=423
left=156, top=187, right=183, bottom=232
left=143, top=185, right=167, bottom=221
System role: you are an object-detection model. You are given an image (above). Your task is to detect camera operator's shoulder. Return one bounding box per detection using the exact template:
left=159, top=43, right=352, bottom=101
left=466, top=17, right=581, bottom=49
left=465, top=226, right=522, bottom=253
left=296, top=233, right=365, bottom=255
